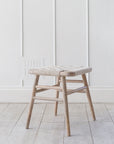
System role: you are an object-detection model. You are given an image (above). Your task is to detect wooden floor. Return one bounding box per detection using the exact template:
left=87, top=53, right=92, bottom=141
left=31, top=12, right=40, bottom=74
left=1, top=103, right=114, bottom=144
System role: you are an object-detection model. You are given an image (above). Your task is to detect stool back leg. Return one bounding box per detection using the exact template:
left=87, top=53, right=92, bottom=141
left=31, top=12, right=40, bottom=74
left=55, top=76, right=60, bottom=116
left=82, top=74, right=96, bottom=121
left=62, top=76, right=71, bottom=136
left=26, top=75, right=40, bottom=129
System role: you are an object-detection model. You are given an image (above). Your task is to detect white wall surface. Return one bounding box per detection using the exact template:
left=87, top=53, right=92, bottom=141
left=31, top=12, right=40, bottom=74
left=89, top=0, right=114, bottom=87
left=0, top=0, right=114, bottom=102
left=56, top=0, right=87, bottom=66
left=0, top=0, right=21, bottom=87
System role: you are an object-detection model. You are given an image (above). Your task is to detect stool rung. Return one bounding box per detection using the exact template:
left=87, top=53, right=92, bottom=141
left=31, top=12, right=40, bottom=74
left=36, top=88, right=48, bottom=93
left=60, top=79, right=83, bottom=83
left=67, top=86, right=87, bottom=95
left=36, top=85, right=62, bottom=92
left=33, top=96, right=63, bottom=102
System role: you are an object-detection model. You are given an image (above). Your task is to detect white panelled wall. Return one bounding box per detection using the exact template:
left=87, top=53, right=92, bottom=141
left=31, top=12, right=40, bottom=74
left=0, top=0, right=114, bottom=102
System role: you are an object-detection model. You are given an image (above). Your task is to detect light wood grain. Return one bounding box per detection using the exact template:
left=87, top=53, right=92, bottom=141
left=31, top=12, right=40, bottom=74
left=82, top=74, right=96, bottom=121
left=67, top=86, right=86, bottom=95
left=33, top=96, right=63, bottom=102
left=62, top=76, right=70, bottom=136
left=36, top=84, right=62, bottom=91
left=26, top=75, right=39, bottom=129
left=55, top=76, right=61, bottom=116
left=60, top=79, right=83, bottom=83
left=36, top=88, right=48, bottom=93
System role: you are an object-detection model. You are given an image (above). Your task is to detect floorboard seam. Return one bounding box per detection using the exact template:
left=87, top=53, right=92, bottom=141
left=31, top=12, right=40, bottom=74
left=33, top=104, right=47, bottom=144
left=85, top=103, right=94, bottom=144
left=8, top=104, right=27, bottom=136
left=0, top=103, right=9, bottom=114
left=105, top=104, right=114, bottom=124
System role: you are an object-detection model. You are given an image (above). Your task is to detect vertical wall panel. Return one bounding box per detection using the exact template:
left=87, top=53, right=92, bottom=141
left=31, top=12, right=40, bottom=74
left=56, top=0, right=87, bottom=66
left=89, top=0, right=114, bottom=86
left=23, top=0, right=54, bottom=86
left=23, top=0, right=53, bottom=64
left=0, top=0, right=21, bottom=86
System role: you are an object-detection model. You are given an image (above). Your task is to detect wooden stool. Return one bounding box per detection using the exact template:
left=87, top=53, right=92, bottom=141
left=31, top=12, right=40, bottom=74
left=26, top=66, right=96, bottom=136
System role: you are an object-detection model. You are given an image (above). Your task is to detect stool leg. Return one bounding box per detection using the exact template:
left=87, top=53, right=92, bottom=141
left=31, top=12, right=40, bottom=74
left=55, top=76, right=60, bottom=116
left=82, top=74, right=96, bottom=121
left=62, top=76, right=70, bottom=136
left=26, top=75, right=39, bottom=129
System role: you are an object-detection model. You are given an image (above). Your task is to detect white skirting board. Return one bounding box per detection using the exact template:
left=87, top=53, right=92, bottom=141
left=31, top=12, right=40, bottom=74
left=0, top=87, right=114, bottom=103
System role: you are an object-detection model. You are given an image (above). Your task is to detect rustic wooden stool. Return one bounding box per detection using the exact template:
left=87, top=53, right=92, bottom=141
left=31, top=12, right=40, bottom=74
left=26, top=66, right=96, bottom=136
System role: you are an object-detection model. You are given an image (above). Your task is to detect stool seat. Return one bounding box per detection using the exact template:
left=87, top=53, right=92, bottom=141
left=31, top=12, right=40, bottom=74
left=29, top=66, right=92, bottom=76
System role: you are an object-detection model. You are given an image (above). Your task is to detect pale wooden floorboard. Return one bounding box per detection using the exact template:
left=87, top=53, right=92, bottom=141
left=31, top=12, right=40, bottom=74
left=86, top=104, right=111, bottom=122
left=34, top=123, right=64, bottom=144
left=7, top=104, right=46, bottom=144
left=42, top=103, right=64, bottom=123
left=86, top=104, right=114, bottom=144
left=105, top=104, right=114, bottom=121
left=68, top=103, right=88, bottom=122
left=0, top=104, right=26, bottom=144
left=34, top=104, right=64, bottom=144
left=64, top=104, right=93, bottom=144
left=0, top=104, right=9, bottom=113
left=89, top=121, right=114, bottom=144
left=1, top=103, right=114, bottom=144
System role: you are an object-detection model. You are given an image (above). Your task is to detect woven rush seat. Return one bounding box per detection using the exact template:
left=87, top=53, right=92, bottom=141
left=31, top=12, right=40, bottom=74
left=26, top=65, right=96, bottom=136
left=29, top=66, right=92, bottom=76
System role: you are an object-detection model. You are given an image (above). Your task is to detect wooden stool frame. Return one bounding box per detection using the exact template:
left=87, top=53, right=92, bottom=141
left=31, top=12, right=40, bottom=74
left=26, top=74, right=96, bottom=136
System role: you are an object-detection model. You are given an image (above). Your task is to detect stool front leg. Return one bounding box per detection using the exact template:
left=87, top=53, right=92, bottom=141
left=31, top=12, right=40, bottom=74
left=62, top=76, right=71, bottom=136
left=55, top=76, right=60, bottom=116
left=82, top=74, right=96, bottom=121
left=26, top=75, right=39, bottom=129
